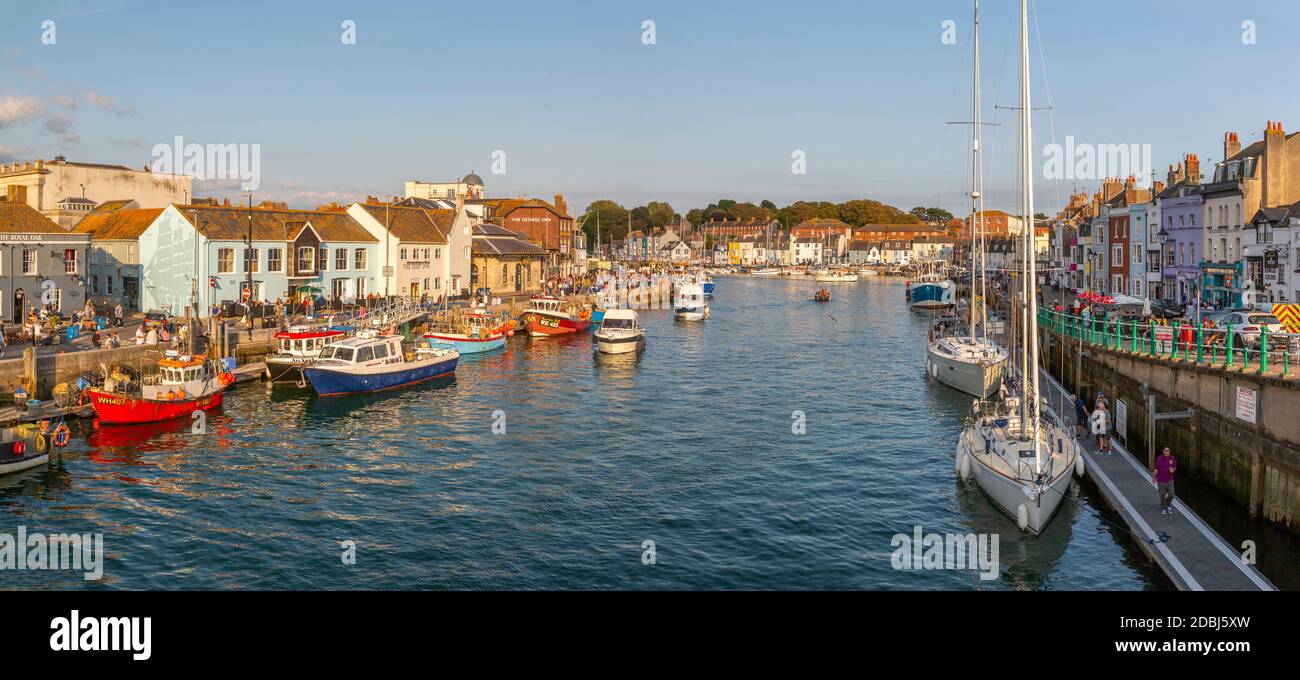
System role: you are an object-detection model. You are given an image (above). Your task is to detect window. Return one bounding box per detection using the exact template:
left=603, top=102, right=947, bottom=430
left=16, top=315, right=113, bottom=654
left=92, top=247, right=102, bottom=264
left=268, top=248, right=283, bottom=273
left=434, top=277, right=440, bottom=290
left=107, top=276, right=113, bottom=294
left=354, top=248, right=366, bottom=270
left=1112, top=245, right=1123, bottom=264
left=91, top=275, right=99, bottom=294
left=320, top=247, right=328, bottom=271
left=1132, top=243, right=1142, bottom=264
left=244, top=248, right=259, bottom=273
left=297, top=247, right=315, bottom=273
left=217, top=248, right=234, bottom=274
left=400, top=248, right=408, bottom=260
left=64, top=249, right=77, bottom=274
left=336, top=249, right=348, bottom=270
left=22, top=249, right=36, bottom=275
left=434, top=248, right=441, bottom=259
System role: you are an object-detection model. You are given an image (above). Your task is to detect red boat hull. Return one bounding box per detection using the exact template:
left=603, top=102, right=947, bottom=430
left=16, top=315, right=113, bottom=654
left=87, top=389, right=225, bottom=425
left=526, top=314, right=590, bottom=337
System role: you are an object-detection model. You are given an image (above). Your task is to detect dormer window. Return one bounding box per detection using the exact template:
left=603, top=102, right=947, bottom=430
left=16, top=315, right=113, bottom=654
left=297, top=246, right=315, bottom=273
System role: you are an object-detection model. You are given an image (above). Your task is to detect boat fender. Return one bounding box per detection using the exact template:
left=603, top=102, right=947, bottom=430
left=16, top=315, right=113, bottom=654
left=959, top=451, right=971, bottom=481
left=34, top=434, right=49, bottom=455
left=53, top=424, right=71, bottom=448
left=1074, top=451, right=1085, bottom=478
left=1016, top=504, right=1029, bottom=531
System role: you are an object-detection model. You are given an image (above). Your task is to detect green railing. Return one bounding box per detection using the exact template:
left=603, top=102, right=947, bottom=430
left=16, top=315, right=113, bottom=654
left=1037, top=308, right=1293, bottom=377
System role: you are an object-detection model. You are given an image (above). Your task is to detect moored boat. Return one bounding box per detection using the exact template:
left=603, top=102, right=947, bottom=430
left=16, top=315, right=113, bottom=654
left=814, top=288, right=831, bottom=302
left=87, top=353, right=233, bottom=425
left=265, top=325, right=347, bottom=383
left=0, top=423, right=52, bottom=476
left=304, top=331, right=459, bottom=396
left=814, top=270, right=859, bottom=283
left=674, top=282, right=710, bottom=321
left=424, top=310, right=511, bottom=354
left=594, top=309, right=645, bottom=354
left=522, top=296, right=592, bottom=337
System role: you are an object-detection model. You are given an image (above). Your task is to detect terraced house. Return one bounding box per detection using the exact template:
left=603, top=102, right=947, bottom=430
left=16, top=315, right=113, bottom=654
left=138, top=204, right=381, bottom=316
left=348, top=200, right=473, bottom=299
left=73, top=205, right=164, bottom=310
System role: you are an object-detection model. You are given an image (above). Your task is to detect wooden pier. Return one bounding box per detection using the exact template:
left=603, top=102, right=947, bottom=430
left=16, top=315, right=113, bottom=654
left=1038, top=367, right=1276, bottom=591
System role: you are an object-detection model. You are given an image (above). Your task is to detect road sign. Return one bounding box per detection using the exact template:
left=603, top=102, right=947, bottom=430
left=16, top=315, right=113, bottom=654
left=209, top=276, right=216, bottom=288
left=242, top=286, right=252, bottom=301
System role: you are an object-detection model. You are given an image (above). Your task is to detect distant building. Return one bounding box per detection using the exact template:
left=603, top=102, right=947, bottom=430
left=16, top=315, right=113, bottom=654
left=0, top=156, right=191, bottom=229
left=349, top=202, right=471, bottom=299
left=697, top=217, right=778, bottom=243
left=471, top=223, right=546, bottom=294
left=73, top=206, right=164, bottom=310
left=404, top=172, right=486, bottom=202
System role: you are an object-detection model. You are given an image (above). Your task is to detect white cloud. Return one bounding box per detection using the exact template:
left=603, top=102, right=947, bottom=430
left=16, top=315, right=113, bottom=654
left=85, top=91, right=135, bottom=115
left=0, top=95, right=47, bottom=128
left=54, top=94, right=78, bottom=109
left=0, top=144, right=35, bottom=162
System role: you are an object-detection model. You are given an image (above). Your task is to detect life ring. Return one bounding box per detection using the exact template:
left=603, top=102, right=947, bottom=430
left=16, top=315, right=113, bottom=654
left=34, top=434, right=49, bottom=455
left=53, top=424, right=71, bottom=448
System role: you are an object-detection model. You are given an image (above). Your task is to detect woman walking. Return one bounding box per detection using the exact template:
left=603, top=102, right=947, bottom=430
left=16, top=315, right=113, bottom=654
left=1090, top=400, right=1111, bottom=453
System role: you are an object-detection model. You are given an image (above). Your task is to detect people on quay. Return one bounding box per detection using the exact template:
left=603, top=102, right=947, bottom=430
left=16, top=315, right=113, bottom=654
left=135, top=327, right=146, bottom=345
left=1072, top=393, right=1089, bottom=439
left=114, top=304, right=124, bottom=327
left=1152, top=446, right=1178, bottom=515
left=1090, top=400, right=1111, bottom=453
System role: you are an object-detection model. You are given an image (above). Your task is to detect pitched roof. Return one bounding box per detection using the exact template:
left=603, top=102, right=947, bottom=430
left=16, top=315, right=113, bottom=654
left=472, top=223, right=546, bottom=256
left=89, top=199, right=138, bottom=213
left=494, top=197, right=572, bottom=220
left=179, top=205, right=378, bottom=243
left=0, top=202, right=67, bottom=233
left=356, top=203, right=452, bottom=243
left=73, top=208, right=165, bottom=240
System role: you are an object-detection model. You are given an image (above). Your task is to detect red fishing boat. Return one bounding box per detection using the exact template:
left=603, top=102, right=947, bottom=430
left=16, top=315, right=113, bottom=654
left=522, top=296, right=592, bottom=337
left=87, top=352, right=234, bottom=425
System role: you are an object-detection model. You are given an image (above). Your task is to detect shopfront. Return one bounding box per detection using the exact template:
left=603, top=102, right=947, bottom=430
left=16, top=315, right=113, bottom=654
left=1199, top=260, right=1243, bottom=309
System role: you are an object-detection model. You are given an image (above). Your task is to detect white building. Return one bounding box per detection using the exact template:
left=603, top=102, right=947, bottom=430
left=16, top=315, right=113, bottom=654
left=0, top=156, right=192, bottom=229
left=791, top=237, right=823, bottom=264
left=404, top=172, right=485, bottom=202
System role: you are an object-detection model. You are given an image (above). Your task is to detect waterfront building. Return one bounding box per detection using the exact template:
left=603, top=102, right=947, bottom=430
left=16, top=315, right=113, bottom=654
left=0, top=156, right=191, bottom=228
left=848, top=240, right=881, bottom=265
left=852, top=224, right=945, bottom=241
left=73, top=206, right=164, bottom=310
left=482, top=195, right=574, bottom=275
left=1157, top=157, right=1204, bottom=305
left=792, top=217, right=852, bottom=260
left=470, top=223, right=546, bottom=294
left=880, top=240, right=912, bottom=265
left=404, top=172, right=485, bottom=202
left=1245, top=199, right=1300, bottom=302
left=1102, top=177, right=1152, bottom=296
left=0, top=200, right=91, bottom=320
left=139, top=204, right=381, bottom=316
left=959, top=210, right=1025, bottom=240
left=348, top=201, right=470, bottom=299
left=910, top=236, right=955, bottom=262
left=791, top=237, right=823, bottom=265
left=697, top=217, right=777, bottom=244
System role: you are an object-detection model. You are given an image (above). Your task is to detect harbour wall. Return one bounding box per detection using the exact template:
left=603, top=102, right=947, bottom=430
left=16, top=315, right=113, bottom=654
left=1040, top=329, right=1300, bottom=535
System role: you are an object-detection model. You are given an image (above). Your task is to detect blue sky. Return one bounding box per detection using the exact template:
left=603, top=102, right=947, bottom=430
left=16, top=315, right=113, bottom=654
left=3, top=0, right=1299, bottom=218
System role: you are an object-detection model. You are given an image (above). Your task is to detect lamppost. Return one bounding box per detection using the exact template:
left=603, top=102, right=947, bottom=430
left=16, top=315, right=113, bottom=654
left=1156, top=226, right=1170, bottom=301
left=244, top=191, right=254, bottom=338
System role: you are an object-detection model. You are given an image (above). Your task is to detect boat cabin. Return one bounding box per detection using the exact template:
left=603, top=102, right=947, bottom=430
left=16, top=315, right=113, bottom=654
left=317, top=331, right=405, bottom=367
left=274, top=326, right=346, bottom=357
left=601, top=309, right=639, bottom=331
left=527, top=297, right=564, bottom=314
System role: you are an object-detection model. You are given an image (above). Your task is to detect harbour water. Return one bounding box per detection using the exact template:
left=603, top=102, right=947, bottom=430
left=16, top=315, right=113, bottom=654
left=5, top=277, right=1172, bottom=589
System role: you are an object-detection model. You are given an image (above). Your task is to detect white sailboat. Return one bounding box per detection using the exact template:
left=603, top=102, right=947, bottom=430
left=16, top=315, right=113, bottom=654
left=926, top=0, right=1007, bottom=399
left=954, top=0, right=1081, bottom=534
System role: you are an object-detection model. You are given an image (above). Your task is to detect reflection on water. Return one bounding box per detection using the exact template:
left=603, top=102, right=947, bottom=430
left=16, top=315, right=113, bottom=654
left=0, top=276, right=1218, bottom=590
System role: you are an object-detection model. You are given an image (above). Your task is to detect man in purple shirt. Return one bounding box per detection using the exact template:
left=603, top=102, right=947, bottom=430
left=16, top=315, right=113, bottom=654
left=1152, top=447, right=1178, bottom=515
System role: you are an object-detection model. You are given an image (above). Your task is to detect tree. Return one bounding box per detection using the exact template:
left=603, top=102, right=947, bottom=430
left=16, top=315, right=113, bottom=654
left=580, top=200, right=630, bottom=244
left=645, top=201, right=676, bottom=229
left=910, top=206, right=954, bottom=225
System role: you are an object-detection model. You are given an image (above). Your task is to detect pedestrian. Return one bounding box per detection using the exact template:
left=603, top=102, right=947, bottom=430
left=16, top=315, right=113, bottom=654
left=1094, top=390, right=1109, bottom=410
left=114, top=304, right=124, bottom=327
left=1090, top=400, right=1110, bottom=452
left=1072, top=393, right=1088, bottom=439
left=1152, top=446, right=1178, bottom=515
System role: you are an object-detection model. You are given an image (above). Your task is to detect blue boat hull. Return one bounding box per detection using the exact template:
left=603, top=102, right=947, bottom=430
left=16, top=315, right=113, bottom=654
left=907, top=282, right=953, bottom=309
left=304, top=356, right=458, bottom=396
left=702, top=281, right=715, bottom=296
left=590, top=309, right=606, bottom=325
left=426, top=336, right=506, bottom=354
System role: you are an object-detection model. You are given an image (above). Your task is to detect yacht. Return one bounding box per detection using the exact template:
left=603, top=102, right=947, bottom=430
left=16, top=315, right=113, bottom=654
left=594, top=309, right=645, bottom=354
left=674, top=282, right=710, bottom=321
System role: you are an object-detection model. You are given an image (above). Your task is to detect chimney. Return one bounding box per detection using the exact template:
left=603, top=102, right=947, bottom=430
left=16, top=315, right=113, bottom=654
left=1154, top=180, right=1166, bottom=195
left=553, top=193, right=566, bottom=216
left=1184, top=154, right=1201, bottom=185
left=222, top=197, right=230, bottom=207
left=1263, top=120, right=1287, bottom=207
left=455, top=190, right=465, bottom=213
left=1103, top=177, right=1122, bottom=201
left=1224, top=131, right=1241, bottom=160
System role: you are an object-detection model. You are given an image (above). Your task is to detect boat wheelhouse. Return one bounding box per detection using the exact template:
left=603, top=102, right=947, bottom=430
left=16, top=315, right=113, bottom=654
left=265, top=325, right=347, bottom=383
left=593, top=308, right=645, bottom=354
left=424, top=310, right=510, bottom=354
left=522, top=296, right=591, bottom=337
left=674, top=282, right=710, bottom=321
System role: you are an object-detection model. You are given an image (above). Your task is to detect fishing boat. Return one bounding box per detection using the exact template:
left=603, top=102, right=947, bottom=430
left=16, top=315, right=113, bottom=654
left=424, top=309, right=511, bottom=354
left=701, top=275, right=716, bottom=297
left=0, top=423, right=50, bottom=476
left=814, top=288, right=831, bottom=302
left=593, top=308, right=645, bottom=354
left=303, top=330, right=458, bottom=396
left=674, top=282, right=710, bottom=321
left=751, top=267, right=781, bottom=277
left=953, top=0, right=1080, bottom=534
left=522, top=296, right=592, bottom=337
left=265, top=325, right=347, bottom=383
left=924, top=0, right=1009, bottom=400
left=906, top=266, right=956, bottom=310
left=87, top=352, right=233, bottom=425
left=814, top=270, right=859, bottom=283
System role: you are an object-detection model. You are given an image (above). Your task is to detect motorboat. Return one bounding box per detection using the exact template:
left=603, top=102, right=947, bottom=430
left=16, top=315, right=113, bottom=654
left=594, top=308, right=645, bottom=354
left=303, top=330, right=459, bottom=396
left=674, top=282, right=710, bottom=321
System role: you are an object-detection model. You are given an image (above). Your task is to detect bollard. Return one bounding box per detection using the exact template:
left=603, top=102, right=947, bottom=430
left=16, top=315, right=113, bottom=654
left=1196, top=324, right=1204, bottom=364
left=1226, top=324, right=1234, bottom=367
left=1260, top=326, right=1268, bottom=373
left=1171, top=321, right=1179, bottom=359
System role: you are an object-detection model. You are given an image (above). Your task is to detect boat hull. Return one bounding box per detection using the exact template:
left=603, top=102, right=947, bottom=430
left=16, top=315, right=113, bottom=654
left=927, top=345, right=1008, bottom=399
left=674, top=307, right=709, bottom=321
left=304, top=354, right=458, bottom=396
left=907, top=281, right=955, bottom=310
left=957, top=425, right=1076, bottom=534
left=264, top=358, right=310, bottom=383
left=526, top=314, right=590, bottom=337
left=88, top=389, right=225, bottom=425
left=595, top=332, right=645, bottom=354
left=424, top=333, right=507, bottom=354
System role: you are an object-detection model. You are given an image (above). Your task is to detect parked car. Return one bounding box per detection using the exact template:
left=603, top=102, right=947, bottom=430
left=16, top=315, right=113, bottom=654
left=1217, top=310, right=1299, bottom=351
left=143, top=309, right=171, bottom=330
left=473, top=287, right=493, bottom=300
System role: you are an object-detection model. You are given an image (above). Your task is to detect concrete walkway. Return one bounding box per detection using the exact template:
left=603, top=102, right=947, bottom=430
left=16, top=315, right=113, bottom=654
left=1037, top=367, right=1276, bottom=591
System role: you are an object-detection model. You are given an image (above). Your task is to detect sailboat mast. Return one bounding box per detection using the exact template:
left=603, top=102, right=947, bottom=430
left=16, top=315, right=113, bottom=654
left=968, top=0, right=982, bottom=343
left=1019, top=0, right=1042, bottom=461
